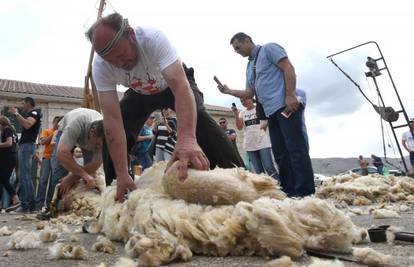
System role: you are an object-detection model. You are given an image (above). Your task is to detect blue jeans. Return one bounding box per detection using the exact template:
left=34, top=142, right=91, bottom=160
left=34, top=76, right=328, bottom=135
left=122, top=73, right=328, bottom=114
left=268, top=107, right=315, bottom=197
left=247, top=147, right=279, bottom=181
left=18, top=142, right=36, bottom=210
left=2, top=187, right=10, bottom=209
left=35, top=158, right=51, bottom=209
left=132, top=152, right=153, bottom=171
left=155, top=147, right=171, bottom=162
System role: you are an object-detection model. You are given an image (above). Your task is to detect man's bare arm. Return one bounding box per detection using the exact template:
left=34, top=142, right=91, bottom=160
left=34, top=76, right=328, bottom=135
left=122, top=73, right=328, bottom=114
left=57, top=142, right=90, bottom=178
left=15, top=114, right=36, bottom=130
left=278, top=58, right=299, bottom=113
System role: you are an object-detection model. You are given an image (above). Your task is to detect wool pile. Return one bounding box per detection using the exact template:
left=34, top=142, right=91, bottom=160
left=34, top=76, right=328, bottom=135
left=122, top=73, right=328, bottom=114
left=96, top=162, right=365, bottom=266
left=316, top=173, right=414, bottom=206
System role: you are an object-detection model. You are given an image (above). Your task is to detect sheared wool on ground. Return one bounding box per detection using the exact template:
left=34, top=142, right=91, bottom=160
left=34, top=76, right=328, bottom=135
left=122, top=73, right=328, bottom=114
left=163, top=161, right=286, bottom=205
left=96, top=164, right=364, bottom=266
left=7, top=230, right=41, bottom=250
left=372, top=208, right=401, bottom=219
left=352, top=247, right=392, bottom=266
left=70, top=234, right=80, bottom=242
left=316, top=173, right=414, bottom=205
left=38, top=227, right=59, bottom=242
left=36, top=221, right=46, bottom=230
left=92, top=235, right=116, bottom=254
left=265, top=256, right=296, bottom=267
left=49, top=243, right=88, bottom=260
left=0, top=226, right=12, bottom=236
left=308, top=258, right=345, bottom=267
left=113, top=257, right=138, bottom=267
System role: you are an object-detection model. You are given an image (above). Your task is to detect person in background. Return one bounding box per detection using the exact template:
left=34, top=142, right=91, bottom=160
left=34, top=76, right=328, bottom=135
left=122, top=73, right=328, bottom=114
left=73, top=147, right=84, bottom=166
left=296, top=89, right=309, bottom=151
left=10, top=97, right=41, bottom=213
left=401, top=119, right=414, bottom=174
left=217, top=32, right=314, bottom=197
left=371, top=154, right=384, bottom=175
left=358, top=155, right=369, bottom=176
left=232, top=97, right=279, bottom=180
left=154, top=108, right=177, bottom=162
left=218, top=117, right=237, bottom=147
left=132, top=115, right=155, bottom=171
left=35, top=116, right=61, bottom=211
left=0, top=116, right=21, bottom=212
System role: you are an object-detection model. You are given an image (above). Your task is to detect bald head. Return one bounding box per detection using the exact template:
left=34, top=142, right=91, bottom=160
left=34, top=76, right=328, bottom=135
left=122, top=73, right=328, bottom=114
left=86, top=13, right=138, bottom=70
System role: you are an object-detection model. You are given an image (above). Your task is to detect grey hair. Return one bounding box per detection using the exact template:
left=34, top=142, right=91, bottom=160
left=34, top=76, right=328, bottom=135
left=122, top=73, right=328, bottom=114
left=85, top=12, right=131, bottom=42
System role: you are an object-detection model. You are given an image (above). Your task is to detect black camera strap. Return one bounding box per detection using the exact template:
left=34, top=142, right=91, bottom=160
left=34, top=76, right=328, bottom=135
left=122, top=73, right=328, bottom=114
left=252, top=46, right=267, bottom=119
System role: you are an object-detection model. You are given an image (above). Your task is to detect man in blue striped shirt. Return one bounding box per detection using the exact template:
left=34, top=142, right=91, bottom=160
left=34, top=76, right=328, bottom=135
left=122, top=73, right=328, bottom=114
left=217, top=32, right=315, bottom=197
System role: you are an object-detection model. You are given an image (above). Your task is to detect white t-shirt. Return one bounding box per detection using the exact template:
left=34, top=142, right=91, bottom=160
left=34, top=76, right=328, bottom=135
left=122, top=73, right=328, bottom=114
left=402, top=130, right=414, bottom=151
left=239, top=108, right=271, bottom=151
left=92, top=26, right=179, bottom=95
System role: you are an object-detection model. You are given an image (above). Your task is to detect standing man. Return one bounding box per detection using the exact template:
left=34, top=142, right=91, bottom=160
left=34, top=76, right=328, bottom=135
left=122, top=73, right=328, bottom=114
left=218, top=118, right=237, bottom=147
left=35, top=116, right=61, bottom=211
left=86, top=13, right=243, bottom=201
left=10, top=97, right=41, bottom=212
left=132, top=115, right=155, bottom=171
left=217, top=32, right=315, bottom=197
left=402, top=119, right=414, bottom=174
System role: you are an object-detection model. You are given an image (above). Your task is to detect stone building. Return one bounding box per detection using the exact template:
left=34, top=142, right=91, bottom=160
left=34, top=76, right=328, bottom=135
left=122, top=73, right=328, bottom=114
left=0, top=78, right=246, bottom=156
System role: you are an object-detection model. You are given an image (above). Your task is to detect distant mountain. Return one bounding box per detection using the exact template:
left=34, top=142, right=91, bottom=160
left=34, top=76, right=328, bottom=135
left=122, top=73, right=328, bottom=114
left=311, top=156, right=410, bottom=175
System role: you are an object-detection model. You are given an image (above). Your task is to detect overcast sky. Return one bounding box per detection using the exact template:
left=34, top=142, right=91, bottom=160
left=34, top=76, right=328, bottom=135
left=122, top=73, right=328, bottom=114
left=1, top=0, right=413, bottom=160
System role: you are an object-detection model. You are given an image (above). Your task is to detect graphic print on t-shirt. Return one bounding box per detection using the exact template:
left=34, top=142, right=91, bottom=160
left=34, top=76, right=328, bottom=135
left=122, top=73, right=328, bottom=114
left=127, top=72, right=161, bottom=95
left=243, top=112, right=260, bottom=127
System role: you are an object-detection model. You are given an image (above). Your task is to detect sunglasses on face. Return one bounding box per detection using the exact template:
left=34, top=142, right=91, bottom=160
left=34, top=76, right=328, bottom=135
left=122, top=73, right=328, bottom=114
left=219, top=121, right=226, bottom=125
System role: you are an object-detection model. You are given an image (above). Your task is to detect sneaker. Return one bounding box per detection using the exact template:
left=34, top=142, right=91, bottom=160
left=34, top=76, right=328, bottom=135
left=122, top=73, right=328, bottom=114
left=13, top=207, right=30, bottom=214
left=36, top=211, right=51, bottom=221
left=5, top=202, right=21, bottom=212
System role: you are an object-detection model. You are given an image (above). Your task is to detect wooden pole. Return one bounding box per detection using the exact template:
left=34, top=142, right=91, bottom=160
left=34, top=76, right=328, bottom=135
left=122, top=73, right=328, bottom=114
left=83, top=0, right=105, bottom=111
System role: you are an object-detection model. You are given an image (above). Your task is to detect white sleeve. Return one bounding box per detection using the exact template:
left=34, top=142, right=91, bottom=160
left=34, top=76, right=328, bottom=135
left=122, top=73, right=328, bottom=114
left=402, top=132, right=407, bottom=142
left=147, top=30, right=179, bottom=71
left=92, top=56, right=117, bottom=92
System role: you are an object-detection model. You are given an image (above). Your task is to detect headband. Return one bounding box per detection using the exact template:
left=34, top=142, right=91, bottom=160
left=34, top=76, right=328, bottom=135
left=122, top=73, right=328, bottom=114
left=96, top=19, right=130, bottom=56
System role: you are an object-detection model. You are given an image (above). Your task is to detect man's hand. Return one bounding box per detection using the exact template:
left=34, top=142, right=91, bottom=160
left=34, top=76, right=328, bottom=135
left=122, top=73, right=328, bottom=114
left=116, top=174, right=137, bottom=202
left=284, top=94, right=300, bottom=114
left=59, top=174, right=79, bottom=196
left=166, top=137, right=209, bottom=180
left=10, top=107, right=18, bottom=115
left=231, top=105, right=238, bottom=114
left=83, top=173, right=97, bottom=189
left=217, top=84, right=231, bottom=94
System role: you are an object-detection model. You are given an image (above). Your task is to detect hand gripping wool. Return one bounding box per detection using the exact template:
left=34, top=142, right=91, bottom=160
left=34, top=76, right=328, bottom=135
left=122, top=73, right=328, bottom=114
left=97, top=164, right=365, bottom=266
left=163, top=161, right=286, bottom=205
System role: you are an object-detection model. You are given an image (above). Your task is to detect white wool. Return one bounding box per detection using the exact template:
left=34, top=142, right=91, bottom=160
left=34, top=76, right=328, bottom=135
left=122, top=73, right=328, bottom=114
left=0, top=226, right=13, bottom=236
left=112, top=257, right=138, bottom=267
left=70, top=235, right=80, bottom=242
left=308, top=258, right=345, bottom=267
left=163, top=161, right=285, bottom=205
left=399, top=204, right=409, bottom=212
left=352, top=247, right=392, bottom=266
left=49, top=243, right=88, bottom=260
left=265, top=256, right=296, bottom=267
left=92, top=235, right=116, bottom=254
left=372, top=209, right=400, bottom=219
left=7, top=230, right=41, bottom=250
left=36, top=221, right=46, bottom=230
left=317, top=174, right=414, bottom=205
left=96, top=164, right=364, bottom=265
left=39, top=227, right=59, bottom=242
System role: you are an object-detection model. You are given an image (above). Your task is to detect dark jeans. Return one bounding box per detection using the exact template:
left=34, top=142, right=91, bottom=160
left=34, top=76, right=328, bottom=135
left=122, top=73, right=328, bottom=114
left=18, top=142, right=36, bottom=210
left=132, top=152, right=153, bottom=171
left=267, top=107, right=315, bottom=197
left=35, top=158, right=51, bottom=209
left=103, top=65, right=244, bottom=185
left=0, top=157, right=17, bottom=197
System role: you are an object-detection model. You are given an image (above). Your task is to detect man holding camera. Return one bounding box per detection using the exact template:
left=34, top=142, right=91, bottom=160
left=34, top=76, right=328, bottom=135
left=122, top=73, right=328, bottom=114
left=217, top=32, right=315, bottom=197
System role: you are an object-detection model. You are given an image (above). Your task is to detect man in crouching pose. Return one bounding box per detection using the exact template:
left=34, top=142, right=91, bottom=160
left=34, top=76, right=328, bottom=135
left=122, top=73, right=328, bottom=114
left=37, top=108, right=104, bottom=219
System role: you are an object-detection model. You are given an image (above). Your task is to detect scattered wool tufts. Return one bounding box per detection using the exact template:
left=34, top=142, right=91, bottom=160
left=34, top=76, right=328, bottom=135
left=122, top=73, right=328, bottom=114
left=352, top=247, right=392, bottom=266
left=372, top=209, right=401, bottom=219
left=399, top=204, right=409, bottom=212
left=49, top=243, right=88, bottom=260
left=385, top=225, right=402, bottom=244
left=0, top=226, right=13, bottom=236
left=112, top=257, right=138, bottom=267
left=92, top=235, right=116, bottom=254
left=265, top=256, right=296, bottom=267
left=39, top=227, right=59, bottom=242
left=125, top=232, right=192, bottom=266
left=316, top=173, right=414, bottom=205
left=7, top=230, right=41, bottom=250
left=307, top=258, right=345, bottom=267
left=35, top=221, right=46, bottom=230
left=163, top=161, right=286, bottom=205
left=84, top=218, right=103, bottom=234
left=70, top=235, right=80, bottom=242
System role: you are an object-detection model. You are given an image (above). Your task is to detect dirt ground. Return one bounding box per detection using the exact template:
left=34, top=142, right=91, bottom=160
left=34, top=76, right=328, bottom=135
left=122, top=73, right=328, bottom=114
left=0, top=208, right=413, bottom=267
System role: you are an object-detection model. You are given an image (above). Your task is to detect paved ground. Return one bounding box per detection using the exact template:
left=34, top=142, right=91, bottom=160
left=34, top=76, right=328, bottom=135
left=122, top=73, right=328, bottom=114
left=0, top=208, right=413, bottom=267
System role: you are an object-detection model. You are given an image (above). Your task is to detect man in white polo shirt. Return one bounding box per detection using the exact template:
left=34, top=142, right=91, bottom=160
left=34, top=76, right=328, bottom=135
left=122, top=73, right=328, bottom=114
left=86, top=13, right=244, bottom=202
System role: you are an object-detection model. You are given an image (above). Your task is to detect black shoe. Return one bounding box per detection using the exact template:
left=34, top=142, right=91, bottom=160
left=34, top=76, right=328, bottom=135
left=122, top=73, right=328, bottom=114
left=5, top=202, right=21, bottom=212
left=36, top=211, right=51, bottom=221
